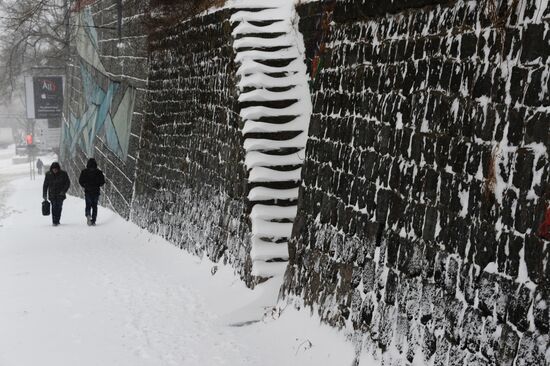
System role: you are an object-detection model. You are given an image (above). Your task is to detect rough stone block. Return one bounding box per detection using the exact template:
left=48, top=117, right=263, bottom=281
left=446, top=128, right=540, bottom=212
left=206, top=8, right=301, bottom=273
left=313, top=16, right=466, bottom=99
left=448, top=344, right=467, bottom=366
left=378, top=303, right=395, bottom=351
left=509, top=68, right=528, bottom=105
left=444, top=298, right=463, bottom=344
left=420, top=281, right=436, bottom=324
left=445, top=256, right=459, bottom=297
left=521, top=23, right=550, bottom=63
left=524, top=234, right=544, bottom=284
left=461, top=33, right=477, bottom=58
left=350, top=288, right=363, bottom=328
left=433, top=336, right=450, bottom=366
left=385, top=269, right=399, bottom=305
left=360, top=296, right=375, bottom=327
left=508, top=284, right=533, bottom=332
left=422, top=243, right=437, bottom=280
left=533, top=287, right=549, bottom=334
left=386, top=233, right=401, bottom=268
left=459, top=263, right=477, bottom=305
left=497, top=324, right=520, bottom=366
left=514, top=331, right=546, bottom=366
left=422, top=206, right=438, bottom=242
left=512, top=148, right=534, bottom=191
left=462, top=306, right=483, bottom=352
left=422, top=327, right=437, bottom=359
left=362, top=258, right=376, bottom=293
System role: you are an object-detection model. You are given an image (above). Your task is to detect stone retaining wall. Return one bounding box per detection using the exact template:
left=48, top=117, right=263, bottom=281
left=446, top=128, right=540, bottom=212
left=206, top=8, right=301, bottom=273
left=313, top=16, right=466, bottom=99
left=61, top=1, right=550, bottom=363
left=283, top=0, right=549, bottom=364
left=130, top=9, right=253, bottom=283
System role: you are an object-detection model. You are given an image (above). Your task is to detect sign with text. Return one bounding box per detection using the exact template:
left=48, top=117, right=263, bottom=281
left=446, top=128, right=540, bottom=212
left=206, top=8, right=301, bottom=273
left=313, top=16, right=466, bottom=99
left=25, top=76, right=64, bottom=119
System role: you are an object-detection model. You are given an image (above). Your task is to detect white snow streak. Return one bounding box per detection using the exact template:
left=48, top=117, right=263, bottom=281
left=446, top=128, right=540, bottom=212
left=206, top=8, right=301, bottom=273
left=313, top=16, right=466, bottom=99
left=231, top=0, right=312, bottom=278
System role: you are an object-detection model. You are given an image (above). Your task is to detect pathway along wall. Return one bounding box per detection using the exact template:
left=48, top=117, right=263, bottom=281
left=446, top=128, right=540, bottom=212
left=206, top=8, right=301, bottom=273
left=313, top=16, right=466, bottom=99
left=282, top=0, right=549, bottom=365
left=62, top=3, right=254, bottom=282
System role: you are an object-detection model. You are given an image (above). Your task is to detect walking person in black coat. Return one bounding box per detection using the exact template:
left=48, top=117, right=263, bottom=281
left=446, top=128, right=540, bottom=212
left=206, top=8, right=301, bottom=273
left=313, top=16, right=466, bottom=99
left=36, top=158, right=43, bottom=175
left=79, top=158, right=105, bottom=226
left=43, top=162, right=71, bottom=226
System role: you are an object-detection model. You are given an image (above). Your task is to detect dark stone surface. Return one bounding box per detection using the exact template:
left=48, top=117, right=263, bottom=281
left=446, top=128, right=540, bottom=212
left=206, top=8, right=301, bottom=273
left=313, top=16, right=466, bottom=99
left=507, top=284, right=533, bottom=332
left=515, top=331, right=546, bottom=366
left=533, top=287, right=549, bottom=334
left=497, top=324, right=520, bottom=366
left=284, top=1, right=550, bottom=365
left=134, top=9, right=253, bottom=282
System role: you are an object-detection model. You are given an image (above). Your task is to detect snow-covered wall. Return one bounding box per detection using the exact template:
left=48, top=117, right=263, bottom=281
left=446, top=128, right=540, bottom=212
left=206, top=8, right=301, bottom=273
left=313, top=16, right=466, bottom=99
left=62, top=0, right=313, bottom=286
left=130, top=9, right=255, bottom=283
left=283, top=0, right=549, bottom=365
left=61, top=1, right=549, bottom=363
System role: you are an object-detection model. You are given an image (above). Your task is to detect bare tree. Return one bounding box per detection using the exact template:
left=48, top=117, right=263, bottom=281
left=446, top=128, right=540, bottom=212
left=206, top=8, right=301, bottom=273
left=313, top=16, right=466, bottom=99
left=0, top=0, right=228, bottom=101
left=0, top=0, right=69, bottom=101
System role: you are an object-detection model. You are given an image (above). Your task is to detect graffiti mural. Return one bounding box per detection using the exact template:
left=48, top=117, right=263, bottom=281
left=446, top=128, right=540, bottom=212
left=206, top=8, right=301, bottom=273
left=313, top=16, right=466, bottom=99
left=63, top=6, right=135, bottom=161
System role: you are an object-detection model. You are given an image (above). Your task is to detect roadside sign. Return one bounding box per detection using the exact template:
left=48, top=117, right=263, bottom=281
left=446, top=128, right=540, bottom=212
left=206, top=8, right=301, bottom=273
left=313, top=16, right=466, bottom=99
left=25, top=76, right=64, bottom=119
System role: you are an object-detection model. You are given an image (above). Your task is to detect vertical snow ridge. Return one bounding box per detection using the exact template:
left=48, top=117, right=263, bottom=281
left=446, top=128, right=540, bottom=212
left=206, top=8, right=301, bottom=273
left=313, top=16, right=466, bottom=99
left=231, top=2, right=312, bottom=278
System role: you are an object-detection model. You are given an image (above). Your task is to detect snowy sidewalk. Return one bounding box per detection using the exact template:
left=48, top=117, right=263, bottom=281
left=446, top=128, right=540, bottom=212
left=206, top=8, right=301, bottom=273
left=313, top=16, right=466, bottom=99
left=0, top=171, right=355, bottom=366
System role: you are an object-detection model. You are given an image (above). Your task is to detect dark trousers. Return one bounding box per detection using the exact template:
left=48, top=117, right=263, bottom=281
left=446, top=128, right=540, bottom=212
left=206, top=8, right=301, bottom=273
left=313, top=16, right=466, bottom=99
left=85, top=194, right=100, bottom=222
left=51, top=198, right=64, bottom=224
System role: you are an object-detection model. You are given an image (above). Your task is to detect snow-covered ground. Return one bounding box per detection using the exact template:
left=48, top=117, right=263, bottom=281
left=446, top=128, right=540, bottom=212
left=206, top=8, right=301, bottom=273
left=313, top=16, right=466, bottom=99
left=0, top=146, right=357, bottom=366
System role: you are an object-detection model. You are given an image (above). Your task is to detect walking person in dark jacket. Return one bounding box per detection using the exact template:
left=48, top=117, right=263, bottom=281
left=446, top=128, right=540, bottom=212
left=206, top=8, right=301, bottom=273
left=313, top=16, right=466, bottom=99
left=43, top=162, right=71, bottom=226
left=79, top=158, right=105, bottom=226
left=36, top=158, right=43, bottom=175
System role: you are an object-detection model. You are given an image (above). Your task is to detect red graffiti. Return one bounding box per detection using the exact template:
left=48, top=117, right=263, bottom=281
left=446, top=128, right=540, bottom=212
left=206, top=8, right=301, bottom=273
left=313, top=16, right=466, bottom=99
left=311, top=57, right=320, bottom=80
left=311, top=1, right=336, bottom=81
left=538, top=203, right=550, bottom=240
